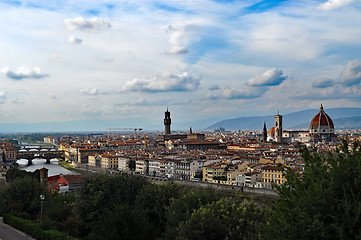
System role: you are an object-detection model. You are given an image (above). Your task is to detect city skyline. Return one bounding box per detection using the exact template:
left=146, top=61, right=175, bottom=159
left=1, top=0, right=361, bottom=130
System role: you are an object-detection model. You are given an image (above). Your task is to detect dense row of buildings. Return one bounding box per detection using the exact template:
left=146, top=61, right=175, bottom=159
left=52, top=107, right=341, bottom=189
left=1, top=105, right=359, bottom=191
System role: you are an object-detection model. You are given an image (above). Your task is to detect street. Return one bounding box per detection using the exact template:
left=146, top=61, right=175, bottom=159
left=0, top=218, right=34, bottom=240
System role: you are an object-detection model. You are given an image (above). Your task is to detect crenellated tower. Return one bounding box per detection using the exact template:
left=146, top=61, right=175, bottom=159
left=164, top=108, right=171, bottom=135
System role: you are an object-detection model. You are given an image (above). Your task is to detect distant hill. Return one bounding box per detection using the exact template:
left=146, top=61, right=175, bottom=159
left=206, top=108, right=361, bottom=130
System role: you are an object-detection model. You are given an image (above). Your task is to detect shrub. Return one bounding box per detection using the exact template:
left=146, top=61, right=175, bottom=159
left=3, top=214, right=75, bottom=240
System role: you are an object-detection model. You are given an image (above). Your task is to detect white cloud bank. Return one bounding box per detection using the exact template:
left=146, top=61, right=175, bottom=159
left=122, top=72, right=201, bottom=92
left=64, top=17, right=111, bottom=31
left=1, top=66, right=49, bottom=80
left=319, top=0, right=355, bottom=10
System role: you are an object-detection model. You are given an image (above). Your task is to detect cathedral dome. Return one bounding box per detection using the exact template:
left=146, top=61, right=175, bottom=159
left=310, top=104, right=334, bottom=129
left=268, top=127, right=275, bottom=135
left=309, top=104, right=336, bottom=142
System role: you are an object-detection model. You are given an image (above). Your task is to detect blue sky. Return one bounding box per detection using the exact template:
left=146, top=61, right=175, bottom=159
left=0, top=0, right=361, bottom=130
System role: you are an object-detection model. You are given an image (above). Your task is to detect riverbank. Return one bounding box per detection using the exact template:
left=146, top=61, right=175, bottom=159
left=58, top=161, right=88, bottom=175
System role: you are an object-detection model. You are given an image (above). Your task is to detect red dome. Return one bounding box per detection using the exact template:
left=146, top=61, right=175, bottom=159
left=310, top=104, right=334, bottom=128
left=268, top=127, right=275, bottom=135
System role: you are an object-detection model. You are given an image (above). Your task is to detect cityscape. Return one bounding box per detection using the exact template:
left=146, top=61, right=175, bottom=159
left=1, top=0, right=361, bottom=239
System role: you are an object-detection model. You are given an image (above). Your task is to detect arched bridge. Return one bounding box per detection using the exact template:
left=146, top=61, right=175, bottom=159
left=17, top=149, right=65, bottom=166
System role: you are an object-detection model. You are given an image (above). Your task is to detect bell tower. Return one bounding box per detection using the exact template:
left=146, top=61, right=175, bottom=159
left=275, top=112, right=283, bottom=143
left=164, top=108, right=171, bottom=135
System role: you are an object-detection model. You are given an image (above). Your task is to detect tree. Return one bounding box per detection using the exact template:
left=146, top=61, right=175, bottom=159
left=76, top=173, right=150, bottom=238
left=176, top=196, right=265, bottom=240
left=93, top=204, right=150, bottom=240
left=0, top=176, right=46, bottom=219
left=265, top=140, right=361, bottom=239
left=134, top=182, right=183, bottom=239
left=162, top=188, right=222, bottom=239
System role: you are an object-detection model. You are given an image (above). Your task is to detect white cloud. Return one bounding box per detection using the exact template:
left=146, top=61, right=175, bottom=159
left=339, top=59, right=361, bottom=86
left=247, top=68, right=287, bottom=86
left=122, top=72, right=201, bottom=92
left=1, top=65, right=49, bottom=80
left=318, top=0, right=355, bottom=10
left=164, top=23, right=198, bottom=55
left=166, top=46, right=189, bottom=55
left=64, top=17, right=111, bottom=31
left=67, top=36, right=83, bottom=44
left=80, top=88, right=99, bottom=95
left=222, top=87, right=266, bottom=99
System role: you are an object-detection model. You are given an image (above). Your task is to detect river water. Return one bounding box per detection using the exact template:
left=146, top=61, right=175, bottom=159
left=16, top=159, right=77, bottom=177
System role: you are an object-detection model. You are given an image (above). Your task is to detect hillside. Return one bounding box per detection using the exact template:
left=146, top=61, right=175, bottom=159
left=207, top=108, right=361, bottom=130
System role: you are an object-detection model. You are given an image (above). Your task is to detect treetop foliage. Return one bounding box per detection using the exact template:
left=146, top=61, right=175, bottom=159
left=266, top=140, right=361, bottom=240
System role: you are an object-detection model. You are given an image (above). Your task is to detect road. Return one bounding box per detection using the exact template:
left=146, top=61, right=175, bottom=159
left=0, top=218, right=34, bottom=240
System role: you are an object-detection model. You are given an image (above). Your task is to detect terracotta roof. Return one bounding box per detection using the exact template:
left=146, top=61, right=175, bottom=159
left=60, top=175, right=83, bottom=184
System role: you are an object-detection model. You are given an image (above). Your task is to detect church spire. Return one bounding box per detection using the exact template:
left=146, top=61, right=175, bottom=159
left=263, top=122, right=267, bottom=143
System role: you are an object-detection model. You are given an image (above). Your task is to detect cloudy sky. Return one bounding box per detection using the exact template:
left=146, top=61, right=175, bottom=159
left=0, top=0, right=361, bottom=130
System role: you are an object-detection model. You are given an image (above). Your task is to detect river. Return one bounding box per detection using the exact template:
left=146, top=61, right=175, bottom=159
left=16, top=159, right=78, bottom=177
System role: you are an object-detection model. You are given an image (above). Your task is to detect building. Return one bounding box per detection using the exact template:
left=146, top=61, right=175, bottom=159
left=118, top=157, right=131, bottom=172
left=135, top=158, right=149, bottom=175
left=164, top=108, right=171, bottom=135
left=101, top=154, right=119, bottom=169
left=149, top=159, right=161, bottom=177
left=58, top=175, right=83, bottom=195
left=275, top=114, right=283, bottom=143
left=44, top=136, right=57, bottom=145
left=165, top=159, right=176, bottom=178
left=267, top=104, right=336, bottom=143
left=262, top=165, right=286, bottom=189
left=88, top=154, right=101, bottom=167
left=309, top=104, right=337, bottom=142
left=0, top=168, right=7, bottom=182
left=202, top=163, right=227, bottom=184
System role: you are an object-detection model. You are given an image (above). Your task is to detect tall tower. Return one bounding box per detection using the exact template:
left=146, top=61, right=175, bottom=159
left=274, top=113, right=283, bottom=143
left=164, top=108, right=171, bottom=135
left=263, top=122, right=267, bottom=142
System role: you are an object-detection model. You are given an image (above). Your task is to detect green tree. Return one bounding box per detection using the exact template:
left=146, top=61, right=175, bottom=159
left=177, top=196, right=265, bottom=240
left=76, top=173, right=149, bottom=238
left=163, top=188, right=221, bottom=239
left=0, top=176, right=46, bottom=219
left=134, top=182, right=183, bottom=239
left=93, top=204, right=150, bottom=240
left=265, top=141, right=361, bottom=240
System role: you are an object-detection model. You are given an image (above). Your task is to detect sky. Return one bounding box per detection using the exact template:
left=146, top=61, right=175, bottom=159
left=0, top=0, right=361, bottom=130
